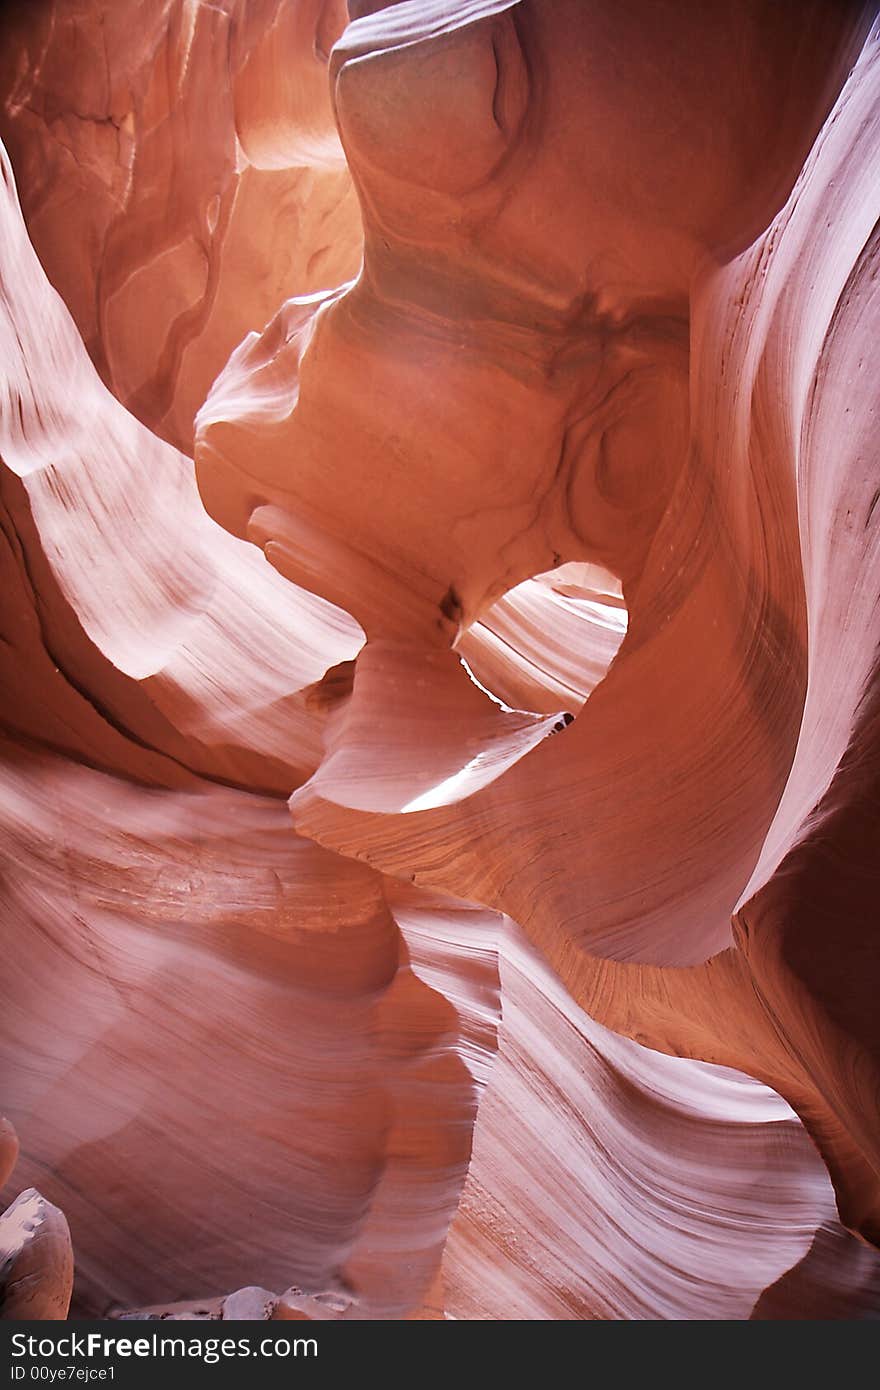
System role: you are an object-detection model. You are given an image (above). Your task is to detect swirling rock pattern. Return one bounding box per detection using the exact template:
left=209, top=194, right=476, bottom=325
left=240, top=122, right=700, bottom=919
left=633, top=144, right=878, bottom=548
left=1, top=0, right=879, bottom=1320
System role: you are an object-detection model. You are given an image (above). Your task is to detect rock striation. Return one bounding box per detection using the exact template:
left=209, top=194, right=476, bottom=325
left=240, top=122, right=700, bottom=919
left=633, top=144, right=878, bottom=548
left=1, top=0, right=879, bottom=1320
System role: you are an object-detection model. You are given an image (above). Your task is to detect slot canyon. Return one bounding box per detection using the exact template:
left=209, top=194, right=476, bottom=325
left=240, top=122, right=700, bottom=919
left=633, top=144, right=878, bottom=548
left=1, top=0, right=880, bottom=1321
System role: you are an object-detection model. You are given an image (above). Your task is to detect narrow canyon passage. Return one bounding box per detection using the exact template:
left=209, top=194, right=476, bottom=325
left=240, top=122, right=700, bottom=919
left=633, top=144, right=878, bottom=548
left=1, top=0, right=879, bottom=1322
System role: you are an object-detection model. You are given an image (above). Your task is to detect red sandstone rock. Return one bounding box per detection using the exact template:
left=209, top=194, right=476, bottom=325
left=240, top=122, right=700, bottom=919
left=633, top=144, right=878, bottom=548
left=0, top=0, right=362, bottom=455
left=0, top=1119, right=18, bottom=1192
left=0, top=1184, right=74, bottom=1320
left=1, top=0, right=879, bottom=1322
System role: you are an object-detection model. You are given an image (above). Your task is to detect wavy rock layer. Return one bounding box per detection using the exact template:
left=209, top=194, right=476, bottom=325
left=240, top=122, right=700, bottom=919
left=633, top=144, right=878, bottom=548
left=1, top=0, right=880, bottom=1320
left=0, top=0, right=363, bottom=454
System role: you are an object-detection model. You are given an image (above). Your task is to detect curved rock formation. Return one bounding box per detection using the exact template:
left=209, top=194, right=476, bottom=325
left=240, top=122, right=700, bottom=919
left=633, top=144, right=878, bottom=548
left=197, top=0, right=880, bottom=1242
left=1, top=0, right=879, bottom=1320
left=0, top=1120, right=74, bottom=1320
left=0, top=0, right=362, bottom=454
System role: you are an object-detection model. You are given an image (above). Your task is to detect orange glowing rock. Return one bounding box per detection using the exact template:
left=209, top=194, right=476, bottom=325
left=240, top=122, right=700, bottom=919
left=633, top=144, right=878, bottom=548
left=1, top=0, right=879, bottom=1321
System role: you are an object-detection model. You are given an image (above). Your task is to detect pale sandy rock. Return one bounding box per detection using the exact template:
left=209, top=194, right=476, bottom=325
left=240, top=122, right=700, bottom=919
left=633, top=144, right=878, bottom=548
left=221, top=1287, right=278, bottom=1320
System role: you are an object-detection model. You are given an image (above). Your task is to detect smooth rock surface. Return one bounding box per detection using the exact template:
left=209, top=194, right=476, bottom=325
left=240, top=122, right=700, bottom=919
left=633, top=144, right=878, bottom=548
left=0, top=1187, right=74, bottom=1320
left=1, top=0, right=879, bottom=1321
